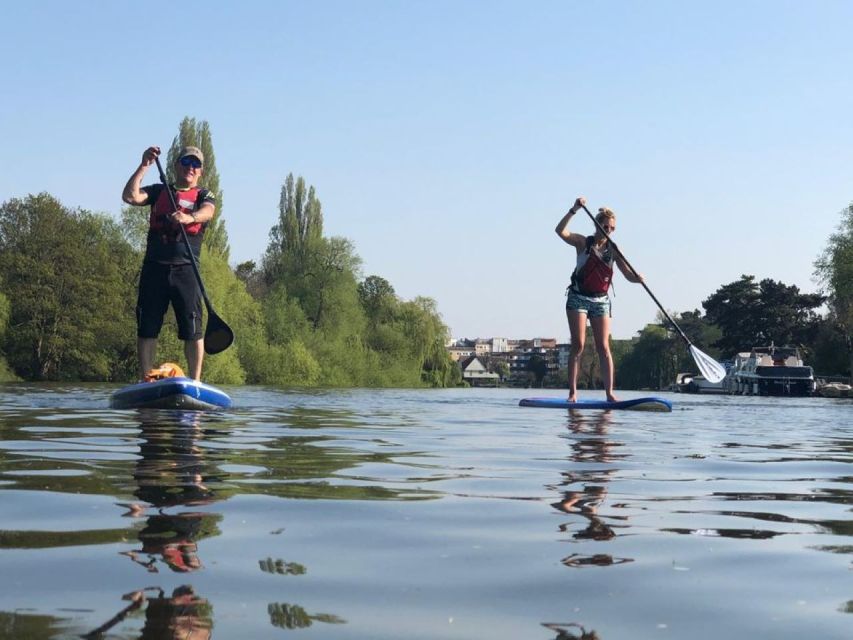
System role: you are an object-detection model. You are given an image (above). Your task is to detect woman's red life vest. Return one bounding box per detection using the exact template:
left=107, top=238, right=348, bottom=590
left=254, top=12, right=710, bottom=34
left=570, top=236, right=614, bottom=296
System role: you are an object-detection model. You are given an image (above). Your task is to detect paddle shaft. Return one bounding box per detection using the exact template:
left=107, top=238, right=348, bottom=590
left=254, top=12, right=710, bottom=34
left=154, top=156, right=215, bottom=311
left=579, top=204, right=693, bottom=347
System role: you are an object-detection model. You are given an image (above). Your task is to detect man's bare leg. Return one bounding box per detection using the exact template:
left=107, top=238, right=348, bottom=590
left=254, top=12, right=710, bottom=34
left=138, top=337, right=158, bottom=380
left=185, top=338, right=204, bottom=381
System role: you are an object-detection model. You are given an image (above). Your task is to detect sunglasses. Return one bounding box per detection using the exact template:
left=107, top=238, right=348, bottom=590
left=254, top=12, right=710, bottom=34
left=180, top=156, right=202, bottom=169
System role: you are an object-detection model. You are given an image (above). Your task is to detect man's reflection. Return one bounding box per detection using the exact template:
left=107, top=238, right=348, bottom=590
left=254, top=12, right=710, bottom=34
left=118, top=409, right=222, bottom=573
left=551, top=410, right=632, bottom=566
left=83, top=585, right=212, bottom=640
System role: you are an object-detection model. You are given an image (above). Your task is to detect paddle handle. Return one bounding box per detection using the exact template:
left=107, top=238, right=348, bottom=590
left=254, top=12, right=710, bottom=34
left=153, top=156, right=214, bottom=311
left=579, top=204, right=693, bottom=347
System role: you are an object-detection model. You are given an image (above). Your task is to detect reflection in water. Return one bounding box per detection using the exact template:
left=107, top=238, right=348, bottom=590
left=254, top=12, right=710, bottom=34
left=561, top=552, right=632, bottom=568
left=119, top=410, right=222, bottom=574
left=259, top=557, right=306, bottom=575
left=267, top=602, right=346, bottom=629
left=661, top=527, right=782, bottom=539
left=552, top=411, right=631, bottom=556
left=544, top=411, right=621, bottom=639
left=542, top=622, right=601, bottom=639
left=82, top=411, right=220, bottom=637
left=1, top=386, right=849, bottom=639
left=83, top=585, right=212, bottom=640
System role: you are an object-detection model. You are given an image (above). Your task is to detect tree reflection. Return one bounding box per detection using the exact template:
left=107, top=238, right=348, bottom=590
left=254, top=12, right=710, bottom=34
left=267, top=602, right=346, bottom=629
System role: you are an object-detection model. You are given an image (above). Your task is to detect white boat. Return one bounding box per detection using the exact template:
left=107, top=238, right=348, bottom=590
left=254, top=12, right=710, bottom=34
left=675, top=372, right=726, bottom=394
left=723, top=345, right=815, bottom=397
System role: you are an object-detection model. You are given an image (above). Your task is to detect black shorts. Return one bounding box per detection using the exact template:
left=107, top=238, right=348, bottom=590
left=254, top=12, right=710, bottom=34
left=136, top=262, right=203, bottom=341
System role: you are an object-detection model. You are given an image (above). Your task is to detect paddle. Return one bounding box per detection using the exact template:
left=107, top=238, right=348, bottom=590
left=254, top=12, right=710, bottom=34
left=154, top=156, right=234, bottom=355
left=579, top=204, right=726, bottom=383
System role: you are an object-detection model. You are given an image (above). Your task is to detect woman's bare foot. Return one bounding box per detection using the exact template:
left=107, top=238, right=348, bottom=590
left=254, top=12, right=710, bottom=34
left=606, top=394, right=619, bottom=403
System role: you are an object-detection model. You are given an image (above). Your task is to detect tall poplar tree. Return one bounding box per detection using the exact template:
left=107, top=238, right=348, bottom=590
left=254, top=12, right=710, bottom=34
left=264, top=173, right=324, bottom=281
left=167, top=117, right=229, bottom=258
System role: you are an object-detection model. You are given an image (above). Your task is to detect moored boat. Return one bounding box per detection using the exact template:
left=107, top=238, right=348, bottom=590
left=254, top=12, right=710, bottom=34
left=723, top=345, right=815, bottom=397
left=675, top=372, right=726, bottom=394
left=814, top=381, right=852, bottom=398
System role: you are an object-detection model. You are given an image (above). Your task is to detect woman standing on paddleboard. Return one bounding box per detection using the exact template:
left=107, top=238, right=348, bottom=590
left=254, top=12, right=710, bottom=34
left=555, top=197, right=644, bottom=402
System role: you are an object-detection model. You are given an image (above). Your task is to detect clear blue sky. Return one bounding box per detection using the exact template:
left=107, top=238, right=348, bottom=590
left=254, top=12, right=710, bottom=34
left=1, top=1, right=850, bottom=341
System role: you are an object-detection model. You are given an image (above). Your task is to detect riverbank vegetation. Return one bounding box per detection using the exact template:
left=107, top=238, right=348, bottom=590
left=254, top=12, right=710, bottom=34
left=0, top=117, right=850, bottom=385
left=0, top=118, right=459, bottom=387
left=538, top=267, right=848, bottom=391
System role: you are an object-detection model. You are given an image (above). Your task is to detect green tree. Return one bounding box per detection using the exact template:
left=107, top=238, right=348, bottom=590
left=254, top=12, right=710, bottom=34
left=358, top=275, right=397, bottom=326
left=264, top=173, right=324, bottom=284
left=493, top=360, right=510, bottom=381
left=702, top=275, right=824, bottom=358
left=814, top=205, right=853, bottom=376
left=119, top=204, right=149, bottom=253
left=264, top=175, right=357, bottom=332
left=398, top=297, right=456, bottom=386
left=0, top=194, right=137, bottom=380
left=659, top=309, right=722, bottom=374
left=527, top=355, right=548, bottom=387
left=810, top=316, right=850, bottom=376
left=617, top=324, right=673, bottom=390
left=260, top=173, right=456, bottom=388
left=577, top=342, right=601, bottom=389
left=166, top=116, right=229, bottom=258
left=235, top=259, right=267, bottom=299
left=304, top=237, right=363, bottom=331
left=0, top=289, right=15, bottom=381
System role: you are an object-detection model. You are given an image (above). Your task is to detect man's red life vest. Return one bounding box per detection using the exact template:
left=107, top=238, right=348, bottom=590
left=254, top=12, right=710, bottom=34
left=149, top=186, right=206, bottom=236
left=143, top=184, right=214, bottom=264
left=570, top=236, right=614, bottom=296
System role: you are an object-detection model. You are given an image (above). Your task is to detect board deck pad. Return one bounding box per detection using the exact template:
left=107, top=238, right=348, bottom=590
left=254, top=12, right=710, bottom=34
left=519, top=396, right=672, bottom=412
left=110, top=377, right=232, bottom=411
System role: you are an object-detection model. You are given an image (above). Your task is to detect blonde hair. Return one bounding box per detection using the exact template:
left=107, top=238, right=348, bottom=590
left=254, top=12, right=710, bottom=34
left=596, top=207, right=616, bottom=225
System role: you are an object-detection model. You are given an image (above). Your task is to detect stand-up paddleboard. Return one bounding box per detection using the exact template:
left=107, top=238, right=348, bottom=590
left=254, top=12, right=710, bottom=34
left=110, top=377, right=232, bottom=410
left=519, top=396, right=672, bottom=412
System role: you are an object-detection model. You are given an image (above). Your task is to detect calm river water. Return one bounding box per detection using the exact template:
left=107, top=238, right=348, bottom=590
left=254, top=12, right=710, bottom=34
left=0, top=385, right=850, bottom=639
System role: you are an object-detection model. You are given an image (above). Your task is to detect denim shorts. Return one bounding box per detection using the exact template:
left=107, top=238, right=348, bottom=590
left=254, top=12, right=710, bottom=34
left=565, top=289, right=611, bottom=318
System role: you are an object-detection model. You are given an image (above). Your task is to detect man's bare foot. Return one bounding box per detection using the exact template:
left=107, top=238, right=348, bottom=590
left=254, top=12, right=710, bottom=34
left=606, top=394, right=619, bottom=403
left=568, top=396, right=577, bottom=403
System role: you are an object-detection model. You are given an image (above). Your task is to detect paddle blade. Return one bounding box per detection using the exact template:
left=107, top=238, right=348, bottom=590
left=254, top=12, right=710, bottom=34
left=204, top=312, right=234, bottom=355
left=689, top=345, right=726, bottom=383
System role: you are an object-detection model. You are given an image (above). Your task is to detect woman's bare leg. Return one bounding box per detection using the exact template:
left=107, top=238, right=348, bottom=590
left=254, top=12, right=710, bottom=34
left=566, top=310, right=587, bottom=402
left=590, top=314, right=617, bottom=402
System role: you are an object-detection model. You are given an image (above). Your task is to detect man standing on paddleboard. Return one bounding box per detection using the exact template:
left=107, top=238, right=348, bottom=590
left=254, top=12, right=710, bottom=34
left=555, top=196, right=644, bottom=402
left=122, top=146, right=216, bottom=381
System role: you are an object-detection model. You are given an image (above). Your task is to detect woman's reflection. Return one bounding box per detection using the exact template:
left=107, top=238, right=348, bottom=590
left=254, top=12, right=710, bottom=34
left=551, top=410, right=632, bottom=566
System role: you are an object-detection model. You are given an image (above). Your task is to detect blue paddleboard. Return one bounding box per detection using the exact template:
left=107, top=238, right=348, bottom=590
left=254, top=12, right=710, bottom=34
left=110, top=377, right=232, bottom=410
left=519, top=396, right=672, bottom=412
